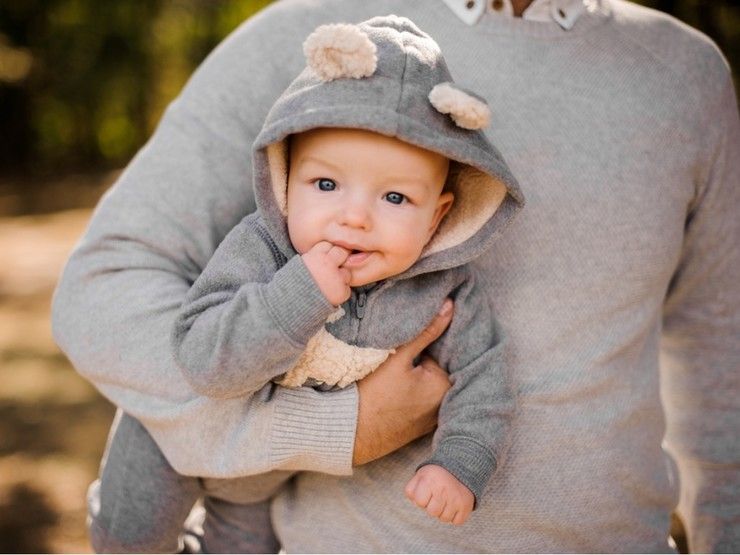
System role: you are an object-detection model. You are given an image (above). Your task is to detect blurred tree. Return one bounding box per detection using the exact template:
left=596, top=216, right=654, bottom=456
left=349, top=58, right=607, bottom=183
left=0, top=0, right=271, bottom=176
left=0, top=0, right=737, bottom=178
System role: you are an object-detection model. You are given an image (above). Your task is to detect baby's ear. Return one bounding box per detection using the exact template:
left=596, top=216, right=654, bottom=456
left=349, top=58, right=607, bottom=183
left=429, top=191, right=455, bottom=239
left=303, top=23, right=377, bottom=81
left=429, top=83, right=491, bottom=130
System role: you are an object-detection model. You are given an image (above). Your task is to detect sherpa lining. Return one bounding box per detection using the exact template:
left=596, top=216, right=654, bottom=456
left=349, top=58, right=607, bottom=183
left=277, top=323, right=394, bottom=388
left=267, top=139, right=507, bottom=259
left=423, top=165, right=506, bottom=257
left=268, top=142, right=289, bottom=215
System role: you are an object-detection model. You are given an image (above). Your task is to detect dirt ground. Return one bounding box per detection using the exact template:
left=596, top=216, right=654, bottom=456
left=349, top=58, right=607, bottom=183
left=0, top=208, right=115, bottom=553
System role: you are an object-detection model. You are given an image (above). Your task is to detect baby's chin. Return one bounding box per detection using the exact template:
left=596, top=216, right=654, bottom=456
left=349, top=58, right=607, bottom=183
left=348, top=266, right=412, bottom=288
left=348, top=275, right=375, bottom=288
left=347, top=267, right=383, bottom=288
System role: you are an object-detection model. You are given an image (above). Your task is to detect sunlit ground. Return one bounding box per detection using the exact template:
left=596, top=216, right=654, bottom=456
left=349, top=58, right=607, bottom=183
left=0, top=208, right=115, bottom=553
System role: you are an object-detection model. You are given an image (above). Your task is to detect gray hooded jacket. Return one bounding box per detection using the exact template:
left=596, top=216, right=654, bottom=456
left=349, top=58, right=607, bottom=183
left=171, top=15, right=524, bottom=501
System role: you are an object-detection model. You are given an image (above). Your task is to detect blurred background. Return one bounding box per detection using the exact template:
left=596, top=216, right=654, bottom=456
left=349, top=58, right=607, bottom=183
left=0, top=0, right=737, bottom=552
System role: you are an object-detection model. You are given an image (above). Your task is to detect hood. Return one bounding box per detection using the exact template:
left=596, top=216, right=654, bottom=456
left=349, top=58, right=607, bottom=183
left=251, top=15, right=524, bottom=281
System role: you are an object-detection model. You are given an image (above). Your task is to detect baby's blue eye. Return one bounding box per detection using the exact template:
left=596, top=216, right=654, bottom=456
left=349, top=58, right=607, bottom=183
left=316, top=178, right=336, bottom=191
left=385, top=192, right=406, bottom=205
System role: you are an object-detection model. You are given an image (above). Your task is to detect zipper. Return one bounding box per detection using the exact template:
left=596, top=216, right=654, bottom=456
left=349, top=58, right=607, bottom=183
left=349, top=281, right=393, bottom=338
left=351, top=280, right=396, bottom=320
left=355, top=291, right=367, bottom=319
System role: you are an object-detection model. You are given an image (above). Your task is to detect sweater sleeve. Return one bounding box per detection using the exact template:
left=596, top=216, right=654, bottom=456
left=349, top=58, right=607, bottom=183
left=419, top=268, right=514, bottom=504
left=172, top=214, right=335, bottom=399
left=660, top=71, right=740, bottom=553
left=50, top=2, right=359, bottom=479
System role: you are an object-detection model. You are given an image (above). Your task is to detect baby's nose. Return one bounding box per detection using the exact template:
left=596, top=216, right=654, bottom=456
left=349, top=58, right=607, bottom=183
left=339, top=197, right=372, bottom=229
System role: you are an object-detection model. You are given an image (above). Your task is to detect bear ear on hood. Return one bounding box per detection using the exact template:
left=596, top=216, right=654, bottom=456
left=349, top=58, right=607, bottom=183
left=303, top=23, right=377, bottom=81
left=302, top=22, right=491, bottom=131
left=429, top=83, right=491, bottom=130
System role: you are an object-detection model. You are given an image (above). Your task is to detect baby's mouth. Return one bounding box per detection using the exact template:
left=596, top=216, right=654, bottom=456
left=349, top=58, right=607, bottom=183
left=345, top=250, right=372, bottom=266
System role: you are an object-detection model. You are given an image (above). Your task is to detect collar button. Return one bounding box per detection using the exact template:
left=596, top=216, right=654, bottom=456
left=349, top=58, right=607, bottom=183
left=491, top=0, right=504, bottom=10
left=466, top=0, right=476, bottom=9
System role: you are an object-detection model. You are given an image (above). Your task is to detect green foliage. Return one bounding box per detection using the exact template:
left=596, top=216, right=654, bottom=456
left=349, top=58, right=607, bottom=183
left=0, top=0, right=737, bottom=176
left=0, top=0, right=272, bottom=174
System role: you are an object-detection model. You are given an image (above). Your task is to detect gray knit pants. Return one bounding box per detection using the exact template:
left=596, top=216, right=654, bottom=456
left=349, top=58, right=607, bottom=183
left=89, top=410, right=291, bottom=553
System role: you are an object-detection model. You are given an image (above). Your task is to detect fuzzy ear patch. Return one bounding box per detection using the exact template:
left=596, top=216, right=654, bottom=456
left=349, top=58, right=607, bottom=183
left=303, top=23, right=377, bottom=82
left=429, top=82, right=491, bottom=130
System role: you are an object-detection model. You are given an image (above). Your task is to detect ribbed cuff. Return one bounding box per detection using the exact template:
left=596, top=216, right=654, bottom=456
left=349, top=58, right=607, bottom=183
left=269, top=384, right=358, bottom=476
left=418, top=436, right=497, bottom=506
left=262, top=254, right=335, bottom=346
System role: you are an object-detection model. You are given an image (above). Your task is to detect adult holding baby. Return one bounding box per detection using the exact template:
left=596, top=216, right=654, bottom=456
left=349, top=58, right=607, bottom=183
left=53, top=0, right=739, bottom=552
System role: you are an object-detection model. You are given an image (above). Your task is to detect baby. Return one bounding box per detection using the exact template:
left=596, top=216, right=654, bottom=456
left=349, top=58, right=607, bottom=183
left=92, top=15, right=524, bottom=552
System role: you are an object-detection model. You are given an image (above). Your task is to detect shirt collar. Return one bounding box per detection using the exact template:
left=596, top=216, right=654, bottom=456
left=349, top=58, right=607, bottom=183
left=441, top=0, right=590, bottom=30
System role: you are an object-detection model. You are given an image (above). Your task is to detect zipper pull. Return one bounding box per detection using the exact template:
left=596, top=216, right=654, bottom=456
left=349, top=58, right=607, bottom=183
left=355, top=291, right=366, bottom=319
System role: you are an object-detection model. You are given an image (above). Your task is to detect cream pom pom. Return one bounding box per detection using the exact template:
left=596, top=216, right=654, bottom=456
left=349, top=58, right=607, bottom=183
left=429, top=82, right=491, bottom=130
left=303, top=23, right=377, bottom=82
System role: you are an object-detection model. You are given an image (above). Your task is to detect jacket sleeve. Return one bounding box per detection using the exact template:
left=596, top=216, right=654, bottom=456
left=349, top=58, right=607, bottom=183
left=420, top=267, right=515, bottom=504
left=50, top=2, right=359, bottom=479
left=660, top=70, right=740, bottom=553
left=172, top=214, right=335, bottom=399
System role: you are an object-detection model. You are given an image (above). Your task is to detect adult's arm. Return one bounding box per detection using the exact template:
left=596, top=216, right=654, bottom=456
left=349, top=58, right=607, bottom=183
left=52, top=1, right=453, bottom=478
left=660, top=69, right=740, bottom=553
left=51, top=2, right=365, bottom=479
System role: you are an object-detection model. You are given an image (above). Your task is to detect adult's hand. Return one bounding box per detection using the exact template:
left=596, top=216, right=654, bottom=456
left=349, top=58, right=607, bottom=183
left=353, top=299, right=453, bottom=466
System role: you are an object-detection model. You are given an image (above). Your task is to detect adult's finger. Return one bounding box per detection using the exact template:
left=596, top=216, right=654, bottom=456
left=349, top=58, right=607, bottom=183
left=415, top=355, right=451, bottom=386
left=396, top=298, right=453, bottom=362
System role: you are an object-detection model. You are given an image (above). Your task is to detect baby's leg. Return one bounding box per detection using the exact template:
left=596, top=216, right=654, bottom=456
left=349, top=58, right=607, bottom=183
left=200, top=498, right=279, bottom=553
left=200, top=472, right=294, bottom=553
left=89, top=410, right=201, bottom=553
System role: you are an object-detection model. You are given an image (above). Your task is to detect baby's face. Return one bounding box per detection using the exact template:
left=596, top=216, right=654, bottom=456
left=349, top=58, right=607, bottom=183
left=286, top=128, right=453, bottom=287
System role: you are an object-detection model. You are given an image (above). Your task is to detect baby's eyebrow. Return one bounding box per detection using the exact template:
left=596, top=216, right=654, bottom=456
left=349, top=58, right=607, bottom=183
left=379, top=177, right=435, bottom=190
left=294, top=156, right=343, bottom=174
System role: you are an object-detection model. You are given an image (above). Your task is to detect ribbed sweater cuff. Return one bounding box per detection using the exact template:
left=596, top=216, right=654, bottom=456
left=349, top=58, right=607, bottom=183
left=270, top=384, right=358, bottom=475
left=262, top=254, right=335, bottom=346
left=418, top=437, right=497, bottom=507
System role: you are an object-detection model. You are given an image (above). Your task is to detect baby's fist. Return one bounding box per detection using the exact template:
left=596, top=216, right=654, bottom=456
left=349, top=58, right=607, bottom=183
left=404, top=464, right=474, bottom=525
left=302, top=241, right=352, bottom=306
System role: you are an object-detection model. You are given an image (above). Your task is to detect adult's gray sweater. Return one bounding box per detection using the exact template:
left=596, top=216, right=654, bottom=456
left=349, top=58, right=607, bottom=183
left=52, top=0, right=740, bottom=552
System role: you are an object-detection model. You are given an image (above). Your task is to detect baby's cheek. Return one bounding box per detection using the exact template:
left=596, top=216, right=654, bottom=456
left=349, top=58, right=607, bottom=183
left=287, top=221, right=316, bottom=255
left=381, top=250, right=417, bottom=278
left=400, top=238, right=428, bottom=268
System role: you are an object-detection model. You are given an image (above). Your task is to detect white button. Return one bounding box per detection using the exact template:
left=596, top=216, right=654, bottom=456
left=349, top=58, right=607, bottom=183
left=551, top=0, right=586, bottom=29
left=442, top=0, right=486, bottom=25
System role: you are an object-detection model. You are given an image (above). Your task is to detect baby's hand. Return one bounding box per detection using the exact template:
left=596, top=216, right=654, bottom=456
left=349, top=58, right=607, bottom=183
left=302, top=241, right=352, bottom=306
left=404, top=464, right=474, bottom=525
